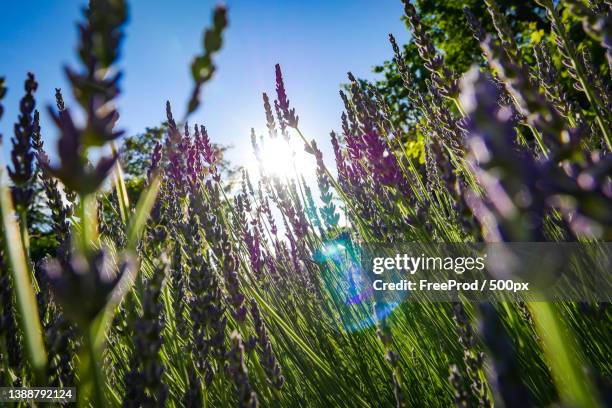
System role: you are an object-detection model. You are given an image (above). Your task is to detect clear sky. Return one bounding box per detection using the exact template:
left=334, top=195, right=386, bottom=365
left=0, top=0, right=409, bottom=176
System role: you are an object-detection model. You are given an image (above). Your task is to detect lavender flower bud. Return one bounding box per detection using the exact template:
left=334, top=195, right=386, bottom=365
left=478, top=303, right=534, bottom=407
left=275, top=64, right=299, bottom=128
left=401, top=0, right=458, bottom=98
left=123, top=258, right=168, bottom=407
left=463, top=7, right=487, bottom=43
left=227, top=331, right=258, bottom=408
left=565, top=0, right=612, bottom=69
left=8, top=73, right=38, bottom=211
left=250, top=300, right=284, bottom=389
left=44, top=248, right=135, bottom=327
left=262, top=92, right=277, bottom=138
left=0, top=77, right=6, bottom=125
left=54, top=88, right=65, bottom=111
left=46, top=0, right=128, bottom=196
left=309, top=140, right=339, bottom=229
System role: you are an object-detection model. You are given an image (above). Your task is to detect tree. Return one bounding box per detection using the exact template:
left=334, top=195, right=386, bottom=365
left=371, top=0, right=603, bottom=131
left=120, top=126, right=166, bottom=180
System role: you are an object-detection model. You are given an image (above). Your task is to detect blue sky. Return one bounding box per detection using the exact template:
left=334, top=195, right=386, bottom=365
left=0, top=0, right=409, bottom=174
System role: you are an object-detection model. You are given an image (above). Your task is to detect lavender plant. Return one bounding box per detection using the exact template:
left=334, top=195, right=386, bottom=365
left=0, top=0, right=610, bottom=407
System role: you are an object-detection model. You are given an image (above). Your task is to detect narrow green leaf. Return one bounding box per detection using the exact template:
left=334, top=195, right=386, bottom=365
left=529, top=302, right=601, bottom=408
left=127, top=173, right=160, bottom=250
left=111, top=142, right=130, bottom=225
left=0, top=174, right=47, bottom=380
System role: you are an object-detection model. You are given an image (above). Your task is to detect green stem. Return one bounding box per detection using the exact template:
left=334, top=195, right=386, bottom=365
left=18, top=209, right=30, bottom=259
left=0, top=177, right=47, bottom=384
left=527, top=123, right=549, bottom=159
left=452, top=96, right=466, bottom=118
left=111, top=142, right=130, bottom=225
left=528, top=301, right=601, bottom=408
left=84, top=324, right=108, bottom=408
left=78, top=194, right=98, bottom=254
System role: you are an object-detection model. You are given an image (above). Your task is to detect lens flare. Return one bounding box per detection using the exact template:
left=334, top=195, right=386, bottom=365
left=314, top=238, right=402, bottom=333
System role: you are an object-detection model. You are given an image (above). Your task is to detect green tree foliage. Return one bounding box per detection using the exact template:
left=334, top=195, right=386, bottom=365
left=372, top=0, right=604, bottom=130
left=120, top=126, right=166, bottom=180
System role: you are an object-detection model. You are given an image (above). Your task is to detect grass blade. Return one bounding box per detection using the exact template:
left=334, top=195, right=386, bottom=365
left=111, top=142, right=130, bottom=225
left=529, top=302, right=601, bottom=408
left=0, top=173, right=47, bottom=382
left=126, top=174, right=160, bottom=250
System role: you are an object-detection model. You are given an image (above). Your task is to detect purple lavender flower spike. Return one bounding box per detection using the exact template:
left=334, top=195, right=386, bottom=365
left=275, top=64, right=299, bottom=128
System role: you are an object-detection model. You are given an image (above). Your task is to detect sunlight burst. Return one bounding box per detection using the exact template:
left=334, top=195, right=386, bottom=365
left=248, top=135, right=316, bottom=179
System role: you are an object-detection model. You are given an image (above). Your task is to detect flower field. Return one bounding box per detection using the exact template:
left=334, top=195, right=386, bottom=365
left=0, top=0, right=610, bottom=407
